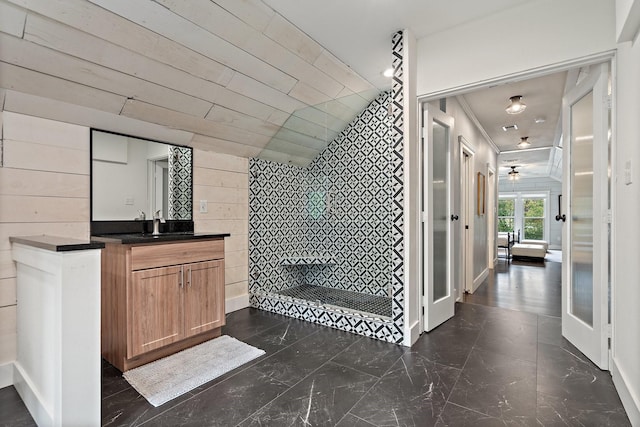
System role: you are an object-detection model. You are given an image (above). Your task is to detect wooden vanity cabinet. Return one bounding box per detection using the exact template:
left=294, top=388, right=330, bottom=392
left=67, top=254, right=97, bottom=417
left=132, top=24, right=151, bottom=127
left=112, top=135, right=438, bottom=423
left=101, top=238, right=225, bottom=371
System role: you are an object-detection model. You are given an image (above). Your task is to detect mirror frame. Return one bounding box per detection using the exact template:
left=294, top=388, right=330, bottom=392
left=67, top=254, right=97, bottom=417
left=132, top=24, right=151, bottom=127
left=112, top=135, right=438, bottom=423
left=89, top=129, right=194, bottom=236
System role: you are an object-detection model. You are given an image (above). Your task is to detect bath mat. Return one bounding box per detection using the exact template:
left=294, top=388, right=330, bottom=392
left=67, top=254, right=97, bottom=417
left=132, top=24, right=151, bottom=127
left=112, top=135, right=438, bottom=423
left=123, top=335, right=265, bottom=407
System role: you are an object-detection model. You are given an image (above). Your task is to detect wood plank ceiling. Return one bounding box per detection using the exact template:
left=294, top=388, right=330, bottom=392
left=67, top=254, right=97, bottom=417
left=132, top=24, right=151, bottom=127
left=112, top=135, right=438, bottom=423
left=0, top=0, right=380, bottom=166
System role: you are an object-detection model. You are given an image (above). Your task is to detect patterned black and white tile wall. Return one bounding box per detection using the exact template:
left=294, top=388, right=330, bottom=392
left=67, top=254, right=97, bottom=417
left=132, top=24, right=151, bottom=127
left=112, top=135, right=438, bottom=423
left=304, top=92, right=393, bottom=297
left=168, top=146, right=193, bottom=220
left=249, top=159, right=308, bottom=295
left=249, top=31, right=405, bottom=344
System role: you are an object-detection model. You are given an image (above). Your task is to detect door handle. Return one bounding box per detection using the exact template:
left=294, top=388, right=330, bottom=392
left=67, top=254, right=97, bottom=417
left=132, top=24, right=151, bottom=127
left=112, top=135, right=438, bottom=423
left=187, top=267, right=192, bottom=288
left=555, top=194, right=565, bottom=222
left=179, top=266, right=184, bottom=288
left=451, top=214, right=459, bottom=221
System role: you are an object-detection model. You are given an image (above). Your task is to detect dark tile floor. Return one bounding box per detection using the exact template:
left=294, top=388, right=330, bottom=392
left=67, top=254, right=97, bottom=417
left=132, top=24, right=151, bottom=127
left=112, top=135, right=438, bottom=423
left=1, top=261, right=631, bottom=426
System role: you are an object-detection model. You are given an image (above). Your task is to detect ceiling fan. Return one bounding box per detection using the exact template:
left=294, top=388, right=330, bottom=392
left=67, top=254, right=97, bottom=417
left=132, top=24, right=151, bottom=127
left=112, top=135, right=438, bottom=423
left=507, top=165, right=520, bottom=180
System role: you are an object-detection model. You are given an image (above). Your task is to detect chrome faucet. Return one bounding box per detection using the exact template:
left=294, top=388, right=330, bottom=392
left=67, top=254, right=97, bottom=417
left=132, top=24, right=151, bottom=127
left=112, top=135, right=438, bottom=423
left=152, top=210, right=166, bottom=235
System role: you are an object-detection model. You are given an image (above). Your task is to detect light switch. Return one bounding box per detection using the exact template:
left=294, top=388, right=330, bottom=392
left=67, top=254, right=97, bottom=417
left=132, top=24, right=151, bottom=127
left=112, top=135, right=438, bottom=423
left=199, top=200, right=208, bottom=213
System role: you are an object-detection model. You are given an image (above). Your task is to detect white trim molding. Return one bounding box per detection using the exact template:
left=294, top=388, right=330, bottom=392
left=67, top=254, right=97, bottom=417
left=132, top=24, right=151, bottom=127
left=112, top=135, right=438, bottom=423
left=471, top=267, right=489, bottom=293
left=612, top=357, right=640, bottom=426
left=225, top=294, right=250, bottom=314
left=0, top=362, right=13, bottom=389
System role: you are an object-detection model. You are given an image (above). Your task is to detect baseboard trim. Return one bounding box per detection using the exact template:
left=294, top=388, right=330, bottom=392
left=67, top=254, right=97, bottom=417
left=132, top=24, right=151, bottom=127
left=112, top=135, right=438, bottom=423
left=612, top=357, right=640, bottom=426
left=225, top=294, right=250, bottom=314
left=13, top=362, right=52, bottom=426
left=471, top=268, right=489, bottom=293
left=0, top=362, right=13, bottom=388
left=403, top=319, right=421, bottom=347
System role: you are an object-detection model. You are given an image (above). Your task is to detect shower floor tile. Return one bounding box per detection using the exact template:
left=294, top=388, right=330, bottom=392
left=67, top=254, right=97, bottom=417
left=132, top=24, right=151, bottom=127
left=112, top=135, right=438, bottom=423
left=276, top=284, right=392, bottom=318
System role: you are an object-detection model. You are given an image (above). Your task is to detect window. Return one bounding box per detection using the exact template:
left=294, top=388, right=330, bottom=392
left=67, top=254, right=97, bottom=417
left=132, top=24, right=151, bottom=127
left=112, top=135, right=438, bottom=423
left=498, top=193, right=549, bottom=240
left=498, top=198, right=515, bottom=232
left=523, top=198, right=545, bottom=240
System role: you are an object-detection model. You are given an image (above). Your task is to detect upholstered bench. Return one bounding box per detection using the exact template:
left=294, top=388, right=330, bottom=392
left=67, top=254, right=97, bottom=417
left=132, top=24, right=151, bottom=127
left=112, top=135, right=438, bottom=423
left=520, top=239, right=549, bottom=252
left=511, top=243, right=547, bottom=260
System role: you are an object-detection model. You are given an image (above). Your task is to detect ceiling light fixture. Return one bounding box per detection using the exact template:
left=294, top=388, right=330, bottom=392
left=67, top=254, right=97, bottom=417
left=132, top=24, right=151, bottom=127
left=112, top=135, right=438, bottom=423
left=382, top=68, right=394, bottom=78
left=506, top=95, right=527, bottom=115
left=508, top=166, right=520, bottom=180
left=517, top=136, right=531, bottom=148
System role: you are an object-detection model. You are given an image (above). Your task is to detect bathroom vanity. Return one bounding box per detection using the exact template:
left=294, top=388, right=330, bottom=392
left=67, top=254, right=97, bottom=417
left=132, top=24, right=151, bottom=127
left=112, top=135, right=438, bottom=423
left=95, top=234, right=228, bottom=372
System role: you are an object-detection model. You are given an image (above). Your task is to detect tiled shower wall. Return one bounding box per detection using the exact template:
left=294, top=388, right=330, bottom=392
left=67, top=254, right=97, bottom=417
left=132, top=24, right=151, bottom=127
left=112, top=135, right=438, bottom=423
left=249, top=92, right=393, bottom=299
left=249, top=159, right=308, bottom=294
left=249, top=31, right=405, bottom=343
left=305, top=93, right=393, bottom=296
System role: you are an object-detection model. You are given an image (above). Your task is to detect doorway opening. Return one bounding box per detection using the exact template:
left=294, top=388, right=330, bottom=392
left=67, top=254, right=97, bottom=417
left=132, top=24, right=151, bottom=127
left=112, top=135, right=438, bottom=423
left=419, top=55, right=614, bottom=371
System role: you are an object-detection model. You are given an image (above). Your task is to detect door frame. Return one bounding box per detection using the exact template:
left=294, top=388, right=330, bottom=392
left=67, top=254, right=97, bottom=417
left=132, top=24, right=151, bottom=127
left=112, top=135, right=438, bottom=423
left=416, top=52, right=616, bottom=366
left=487, top=166, right=496, bottom=269
left=420, top=103, right=456, bottom=332
left=459, top=136, right=475, bottom=296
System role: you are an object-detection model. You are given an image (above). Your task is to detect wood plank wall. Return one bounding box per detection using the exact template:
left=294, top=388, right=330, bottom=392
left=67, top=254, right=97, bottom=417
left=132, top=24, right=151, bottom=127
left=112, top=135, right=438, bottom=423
left=0, top=112, right=250, bottom=368
left=193, top=149, right=249, bottom=311
left=0, top=0, right=376, bottom=166
left=0, top=112, right=90, bottom=367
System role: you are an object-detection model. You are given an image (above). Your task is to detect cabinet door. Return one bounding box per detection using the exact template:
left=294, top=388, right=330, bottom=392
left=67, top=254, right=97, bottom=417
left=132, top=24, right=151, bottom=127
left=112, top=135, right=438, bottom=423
left=184, top=260, right=225, bottom=337
left=128, top=265, right=183, bottom=358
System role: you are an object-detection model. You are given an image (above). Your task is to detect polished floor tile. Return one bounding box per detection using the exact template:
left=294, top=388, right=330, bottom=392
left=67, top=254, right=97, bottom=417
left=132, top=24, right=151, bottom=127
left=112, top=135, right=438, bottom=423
left=447, top=348, right=538, bottom=425
left=0, top=386, right=36, bottom=427
left=349, top=351, right=461, bottom=426
left=1, top=262, right=631, bottom=426
left=239, top=362, right=378, bottom=426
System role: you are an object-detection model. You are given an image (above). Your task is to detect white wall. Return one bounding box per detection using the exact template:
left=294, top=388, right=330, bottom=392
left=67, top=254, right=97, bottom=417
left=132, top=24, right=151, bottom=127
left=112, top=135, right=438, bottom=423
left=441, top=98, right=498, bottom=283
left=92, top=136, right=151, bottom=220
left=612, top=24, right=640, bottom=425
left=402, top=29, right=421, bottom=346
left=416, top=0, right=616, bottom=97
left=0, top=112, right=250, bottom=386
left=416, top=0, right=637, bottom=421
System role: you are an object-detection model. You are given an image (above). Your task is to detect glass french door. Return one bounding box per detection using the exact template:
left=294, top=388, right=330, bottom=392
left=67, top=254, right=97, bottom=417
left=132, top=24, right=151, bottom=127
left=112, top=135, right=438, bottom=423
left=423, top=105, right=456, bottom=332
left=560, top=62, right=610, bottom=369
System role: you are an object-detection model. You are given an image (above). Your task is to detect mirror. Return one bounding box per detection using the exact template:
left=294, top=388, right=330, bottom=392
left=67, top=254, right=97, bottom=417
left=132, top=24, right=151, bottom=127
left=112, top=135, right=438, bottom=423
left=91, top=130, right=193, bottom=221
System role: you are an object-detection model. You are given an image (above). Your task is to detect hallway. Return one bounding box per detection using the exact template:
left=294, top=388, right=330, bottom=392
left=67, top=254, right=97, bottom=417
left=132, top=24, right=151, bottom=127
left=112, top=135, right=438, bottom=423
left=464, top=257, right=562, bottom=317
left=2, top=283, right=630, bottom=426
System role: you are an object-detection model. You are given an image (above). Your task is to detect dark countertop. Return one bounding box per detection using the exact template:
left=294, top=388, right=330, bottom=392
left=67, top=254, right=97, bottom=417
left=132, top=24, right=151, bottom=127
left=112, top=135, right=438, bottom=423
left=92, top=232, right=230, bottom=245
left=10, top=235, right=106, bottom=252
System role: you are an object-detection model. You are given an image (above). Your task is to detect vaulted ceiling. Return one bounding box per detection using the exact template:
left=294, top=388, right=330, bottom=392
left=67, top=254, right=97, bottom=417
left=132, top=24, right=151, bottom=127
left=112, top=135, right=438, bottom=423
left=0, top=0, right=380, bottom=166
left=0, top=0, right=566, bottom=177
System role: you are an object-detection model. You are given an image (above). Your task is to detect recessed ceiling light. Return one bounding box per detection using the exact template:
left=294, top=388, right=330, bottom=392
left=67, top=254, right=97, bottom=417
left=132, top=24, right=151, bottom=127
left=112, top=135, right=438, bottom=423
left=382, top=68, right=394, bottom=78
left=534, top=117, right=546, bottom=124
left=502, top=124, right=519, bottom=131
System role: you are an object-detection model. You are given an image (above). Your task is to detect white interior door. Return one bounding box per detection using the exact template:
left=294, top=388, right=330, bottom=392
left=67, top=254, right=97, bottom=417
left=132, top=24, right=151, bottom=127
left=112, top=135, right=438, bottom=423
left=423, top=105, right=456, bottom=331
left=459, top=151, right=469, bottom=300
left=560, top=62, right=610, bottom=369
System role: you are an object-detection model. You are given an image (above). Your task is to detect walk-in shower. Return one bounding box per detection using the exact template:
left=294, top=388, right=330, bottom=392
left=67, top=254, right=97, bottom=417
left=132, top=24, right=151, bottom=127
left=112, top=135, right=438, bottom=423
left=249, top=91, right=399, bottom=340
